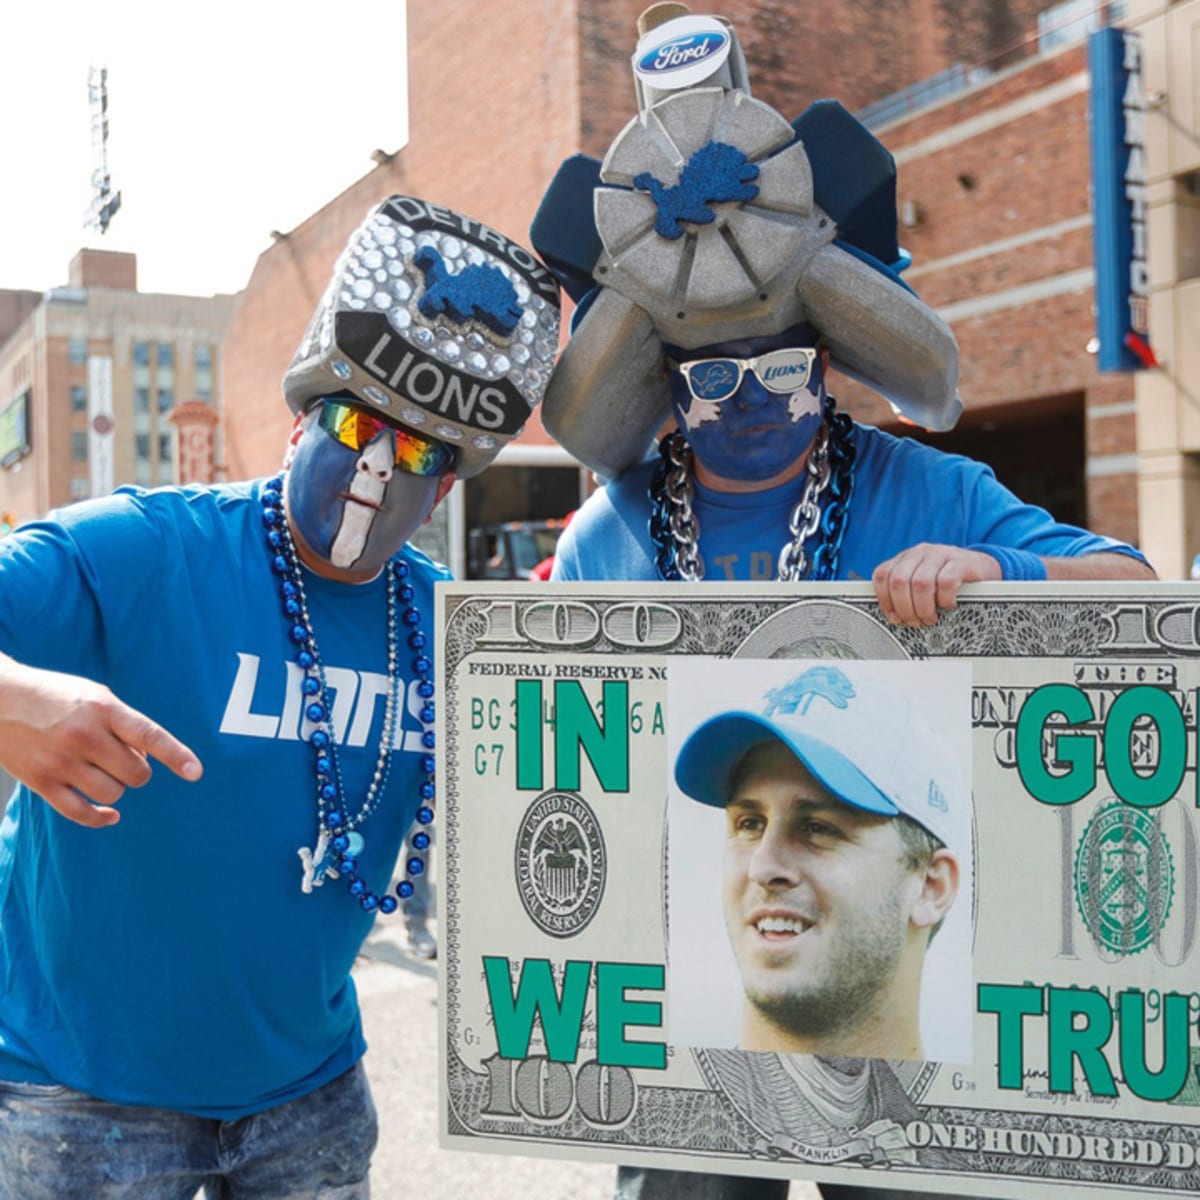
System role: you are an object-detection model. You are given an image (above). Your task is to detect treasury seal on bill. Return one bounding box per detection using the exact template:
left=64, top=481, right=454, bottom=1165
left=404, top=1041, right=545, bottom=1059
left=515, top=789, right=608, bottom=937
left=1074, top=799, right=1174, bottom=956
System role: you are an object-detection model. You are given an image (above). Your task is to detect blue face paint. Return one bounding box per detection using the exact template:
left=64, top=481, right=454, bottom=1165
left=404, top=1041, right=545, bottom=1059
left=668, top=326, right=825, bottom=485
left=287, top=403, right=442, bottom=576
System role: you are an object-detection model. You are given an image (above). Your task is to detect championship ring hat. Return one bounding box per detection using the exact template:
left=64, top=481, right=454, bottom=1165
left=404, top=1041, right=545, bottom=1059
left=674, top=660, right=969, bottom=858
left=531, top=7, right=961, bottom=479
left=283, top=195, right=561, bottom=478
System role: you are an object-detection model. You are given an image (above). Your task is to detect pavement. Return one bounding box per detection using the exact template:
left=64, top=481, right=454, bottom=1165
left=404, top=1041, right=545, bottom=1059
left=354, top=918, right=823, bottom=1200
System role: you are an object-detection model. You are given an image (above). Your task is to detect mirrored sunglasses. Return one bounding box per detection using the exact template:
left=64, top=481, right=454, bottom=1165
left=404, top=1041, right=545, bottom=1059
left=669, top=347, right=819, bottom=403
left=317, top=399, right=455, bottom=477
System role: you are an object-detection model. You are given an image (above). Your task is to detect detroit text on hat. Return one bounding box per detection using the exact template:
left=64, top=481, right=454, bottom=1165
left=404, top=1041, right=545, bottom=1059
left=381, top=197, right=559, bottom=301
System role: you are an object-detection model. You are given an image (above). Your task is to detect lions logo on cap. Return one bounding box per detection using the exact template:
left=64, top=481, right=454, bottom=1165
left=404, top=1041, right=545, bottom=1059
left=763, top=667, right=856, bottom=718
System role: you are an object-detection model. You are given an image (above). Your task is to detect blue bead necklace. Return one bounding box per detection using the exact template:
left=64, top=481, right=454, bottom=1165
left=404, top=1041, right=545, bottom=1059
left=261, top=473, right=435, bottom=914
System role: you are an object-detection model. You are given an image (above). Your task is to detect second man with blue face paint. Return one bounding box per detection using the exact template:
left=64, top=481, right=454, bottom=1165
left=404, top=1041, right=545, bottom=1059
left=534, top=8, right=1153, bottom=629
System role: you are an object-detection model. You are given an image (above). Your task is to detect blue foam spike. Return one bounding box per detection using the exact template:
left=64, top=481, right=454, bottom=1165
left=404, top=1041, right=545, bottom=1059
left=529, top=154, right=606, bottom=304
left=791, top=99, right=902, bottom=269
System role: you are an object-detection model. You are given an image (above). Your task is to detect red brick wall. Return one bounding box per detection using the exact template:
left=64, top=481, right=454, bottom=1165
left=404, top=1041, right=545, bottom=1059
left=220, top=160, right=409, bottom=481
left=223, top=0, right=585, bottom=479
left=829, top=42, right=1138, bottom=540
left=68, top=249, right=137, bottom=292
left=0, top=290, right=40, bottom=347
left=890, top=52, right=1090, bottom=273
left=405, top=0, right=582, bottom=251
left=577, top=0, right=1062, bottom=157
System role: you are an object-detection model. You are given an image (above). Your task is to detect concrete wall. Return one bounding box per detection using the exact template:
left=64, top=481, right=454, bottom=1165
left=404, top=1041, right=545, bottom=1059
left=1131, top=0, right=1200, bottom=578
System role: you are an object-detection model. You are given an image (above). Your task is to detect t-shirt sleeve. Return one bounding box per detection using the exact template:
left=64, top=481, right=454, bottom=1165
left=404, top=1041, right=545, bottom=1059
left=960, top=461, right=1147, bottom=563
left=549, top=523, right=581, bottom=581
left=0, top=492, right=165, bottom=675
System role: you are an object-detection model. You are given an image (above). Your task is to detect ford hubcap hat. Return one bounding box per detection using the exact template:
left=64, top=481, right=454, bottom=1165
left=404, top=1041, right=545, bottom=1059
left=674, top=660, right=970, bottom=859
left=531, top=8, right=961, bottom=479
left=284, top=196, right=561, bottom=478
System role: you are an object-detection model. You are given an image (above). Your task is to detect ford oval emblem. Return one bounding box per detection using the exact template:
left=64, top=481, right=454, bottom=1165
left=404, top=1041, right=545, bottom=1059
left=631, top=15, right=735, bottom=92
left=639, top=30, right=728, bottom=75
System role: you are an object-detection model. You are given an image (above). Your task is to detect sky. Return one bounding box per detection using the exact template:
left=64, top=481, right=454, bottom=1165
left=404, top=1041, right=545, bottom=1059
left=2, top=1, right=409, bottom=297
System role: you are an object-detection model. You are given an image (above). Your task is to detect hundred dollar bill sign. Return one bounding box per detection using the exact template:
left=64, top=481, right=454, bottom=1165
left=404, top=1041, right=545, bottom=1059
left=438, top=583, right=1200, bottom=1197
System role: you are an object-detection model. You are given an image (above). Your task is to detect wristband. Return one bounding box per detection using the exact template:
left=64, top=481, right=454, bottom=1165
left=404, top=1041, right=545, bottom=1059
left=967, top=544, right=1046, bottom=582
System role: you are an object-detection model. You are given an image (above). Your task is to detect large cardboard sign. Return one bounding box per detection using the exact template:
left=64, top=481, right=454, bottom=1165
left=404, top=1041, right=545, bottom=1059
left=439, top=583, right=1200, bottom=1197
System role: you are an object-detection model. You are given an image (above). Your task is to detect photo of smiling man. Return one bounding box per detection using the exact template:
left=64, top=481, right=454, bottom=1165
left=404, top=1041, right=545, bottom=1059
left=667, top=657, right=973, bottom=1063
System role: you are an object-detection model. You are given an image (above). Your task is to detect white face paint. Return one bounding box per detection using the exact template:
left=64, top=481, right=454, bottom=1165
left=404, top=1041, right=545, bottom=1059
left=787, top=389, right=821, bottom=425
left=680, top=388, right=817, bottom=432
left=680, top=396, right=723, bottom=432
left=330, top=434, right=395, bottom=569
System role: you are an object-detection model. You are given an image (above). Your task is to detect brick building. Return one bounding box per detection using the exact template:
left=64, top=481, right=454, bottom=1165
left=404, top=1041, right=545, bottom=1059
left=223, top=0, right=1193, bottom=572
left=0, top=249, right=238, bottom=526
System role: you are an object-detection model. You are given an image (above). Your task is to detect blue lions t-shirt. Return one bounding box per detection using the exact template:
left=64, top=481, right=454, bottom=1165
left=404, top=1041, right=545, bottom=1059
left=0, top=481, right=448, bottom=1118
left=552, top=425, right=1146, bottom=581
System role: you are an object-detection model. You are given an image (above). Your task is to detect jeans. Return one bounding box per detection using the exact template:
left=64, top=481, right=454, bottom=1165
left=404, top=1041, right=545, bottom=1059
left=614, top=1167, right=978, bottom=1200
left=0, top=1061, right=377, bottom=1200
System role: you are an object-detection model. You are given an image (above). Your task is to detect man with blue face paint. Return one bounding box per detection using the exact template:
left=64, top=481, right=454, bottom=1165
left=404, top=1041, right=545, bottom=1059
left=536, top=13, right=1154, bottom=624
left=663, top=325, right=825, bottom=487
left=0, top=196, right=559, bottom=1199
left=530, top=8, right=1153, bottom=1200
left=286, top=394, right=458, bottom=580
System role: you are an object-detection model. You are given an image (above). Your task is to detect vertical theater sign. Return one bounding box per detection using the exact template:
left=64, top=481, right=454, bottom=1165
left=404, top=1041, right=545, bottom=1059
left=1090, top=25, right=1156, bottom=372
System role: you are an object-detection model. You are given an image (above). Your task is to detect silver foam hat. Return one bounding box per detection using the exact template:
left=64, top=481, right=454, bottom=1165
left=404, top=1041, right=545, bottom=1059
left=284, top=196, right=561, bottom=478
left=536, top=11, right=961, bottom=480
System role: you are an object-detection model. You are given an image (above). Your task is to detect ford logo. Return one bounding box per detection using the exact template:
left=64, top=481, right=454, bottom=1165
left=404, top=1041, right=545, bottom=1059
left=638, top=30, right=728, bottom=75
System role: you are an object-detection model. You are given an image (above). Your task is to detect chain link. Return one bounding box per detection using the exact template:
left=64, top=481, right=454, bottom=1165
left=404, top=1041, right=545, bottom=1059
left=649, top=396, right=856, bottom=582
left=776, top=424, right=831, bottom=581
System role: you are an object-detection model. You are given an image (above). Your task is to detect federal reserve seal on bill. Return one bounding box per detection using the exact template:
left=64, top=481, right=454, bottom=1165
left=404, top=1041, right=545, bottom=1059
left=1075, top=798, right=1174, bottom=955
left=515, top=789, right=606, bottom=937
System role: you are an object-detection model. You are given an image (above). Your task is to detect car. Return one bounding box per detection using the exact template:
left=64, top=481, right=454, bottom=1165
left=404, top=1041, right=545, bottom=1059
left=466, top=517, right=572, bottom=580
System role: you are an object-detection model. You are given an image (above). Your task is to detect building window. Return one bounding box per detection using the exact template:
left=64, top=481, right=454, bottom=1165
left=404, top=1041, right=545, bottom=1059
left=70, top=385, right=87, bottom=413
left=70, top=478, right=90, bottom=500
left=1179, top=171, right=1200, bottom=282
left=68, top=337, right=87, bottom=365
left=157, top=343, right=174, bottom=369
left=157, top=387, right=174, bottom=413
left=134, top=343, right=151, bottom=396
left=71, top=432, right=88, bottom=462
left=135, top=433, right=152, bottom=486
left=157, top=432, right=174, bottom=485
left=195, top=343, right=213, bottom=402
left=135, top=387, right=150, bottom=415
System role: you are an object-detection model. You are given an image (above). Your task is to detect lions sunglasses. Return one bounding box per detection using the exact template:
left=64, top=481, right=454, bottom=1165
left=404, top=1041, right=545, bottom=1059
left=317, top=398, right=455, bottom=477
left=667, top=346, right=819, bottom=403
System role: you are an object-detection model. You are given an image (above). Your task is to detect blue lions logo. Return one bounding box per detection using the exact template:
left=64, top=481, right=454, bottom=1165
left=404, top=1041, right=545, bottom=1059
left=634, top=141, right=760, bottom=240
left=763, top=667, right=856, bottom=718
left=414, top=246, right=524, bottom=336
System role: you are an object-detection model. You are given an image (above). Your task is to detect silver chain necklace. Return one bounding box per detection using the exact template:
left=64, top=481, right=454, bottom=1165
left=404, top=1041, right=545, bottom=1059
left=655, top=425, right=834, bottom=582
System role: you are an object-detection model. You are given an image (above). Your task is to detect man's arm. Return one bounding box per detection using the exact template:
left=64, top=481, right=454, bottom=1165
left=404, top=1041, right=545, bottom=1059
left=0, top=653, right=202, bottom=829
left=1043, top=551, right=1156, bottom=582
left=874, top=545, right=1156, bottom=627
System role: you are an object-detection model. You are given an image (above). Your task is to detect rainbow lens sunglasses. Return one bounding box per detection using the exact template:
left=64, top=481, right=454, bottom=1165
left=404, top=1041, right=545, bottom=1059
left=667, top=347, right=820, bottom=403
left=316, top=399, right=455, bottom=477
